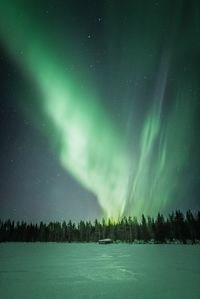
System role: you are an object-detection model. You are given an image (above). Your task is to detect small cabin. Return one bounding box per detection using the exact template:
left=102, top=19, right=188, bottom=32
left=98, top=238, right=113, bottom=244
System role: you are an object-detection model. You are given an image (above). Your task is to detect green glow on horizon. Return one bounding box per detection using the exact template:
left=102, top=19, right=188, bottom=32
left=0, top=1, right=198, bottom=219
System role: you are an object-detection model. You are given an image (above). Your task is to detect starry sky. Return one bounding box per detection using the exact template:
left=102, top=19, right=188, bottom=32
left=0, top=0, right=199, bottom=222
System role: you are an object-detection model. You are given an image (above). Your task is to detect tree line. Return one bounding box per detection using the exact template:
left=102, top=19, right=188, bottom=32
left=0, top=210, right=200, bottom=244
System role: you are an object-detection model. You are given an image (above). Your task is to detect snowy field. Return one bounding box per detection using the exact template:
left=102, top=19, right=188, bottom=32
left=0, top=243, right=200, bottom=299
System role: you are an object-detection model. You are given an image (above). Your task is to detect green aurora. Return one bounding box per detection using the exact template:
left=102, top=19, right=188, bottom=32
left=0, top=1, right=199, bottom=219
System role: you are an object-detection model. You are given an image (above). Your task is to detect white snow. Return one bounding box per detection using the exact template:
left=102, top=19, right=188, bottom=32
left=0, top=243, right=199, bottom=299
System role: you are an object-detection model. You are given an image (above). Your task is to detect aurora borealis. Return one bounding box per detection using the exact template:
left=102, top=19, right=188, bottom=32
left=0, top=0, right=199, bottom=221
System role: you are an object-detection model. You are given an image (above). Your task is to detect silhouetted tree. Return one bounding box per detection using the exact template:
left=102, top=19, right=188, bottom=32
left=0, top=210, right=200, bottom=243
left=155, top=213, right=166, bottom=243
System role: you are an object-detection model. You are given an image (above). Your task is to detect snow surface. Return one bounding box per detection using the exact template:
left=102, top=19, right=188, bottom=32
left=0, top=243, right=199, bottom=299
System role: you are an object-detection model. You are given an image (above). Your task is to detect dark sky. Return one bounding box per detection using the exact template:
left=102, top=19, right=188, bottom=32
left=0, top=0, right=200, bottom=222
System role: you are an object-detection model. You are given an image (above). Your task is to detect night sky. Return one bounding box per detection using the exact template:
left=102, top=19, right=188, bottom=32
left=0, top=0, right=199, bottom=222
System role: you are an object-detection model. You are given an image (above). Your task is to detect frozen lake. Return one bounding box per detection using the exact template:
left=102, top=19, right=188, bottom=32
left=0, top=243, right=200, bottom=299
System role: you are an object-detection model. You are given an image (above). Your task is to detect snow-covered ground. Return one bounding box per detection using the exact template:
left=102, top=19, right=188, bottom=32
left=0, top=243, right=199, bottom=299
